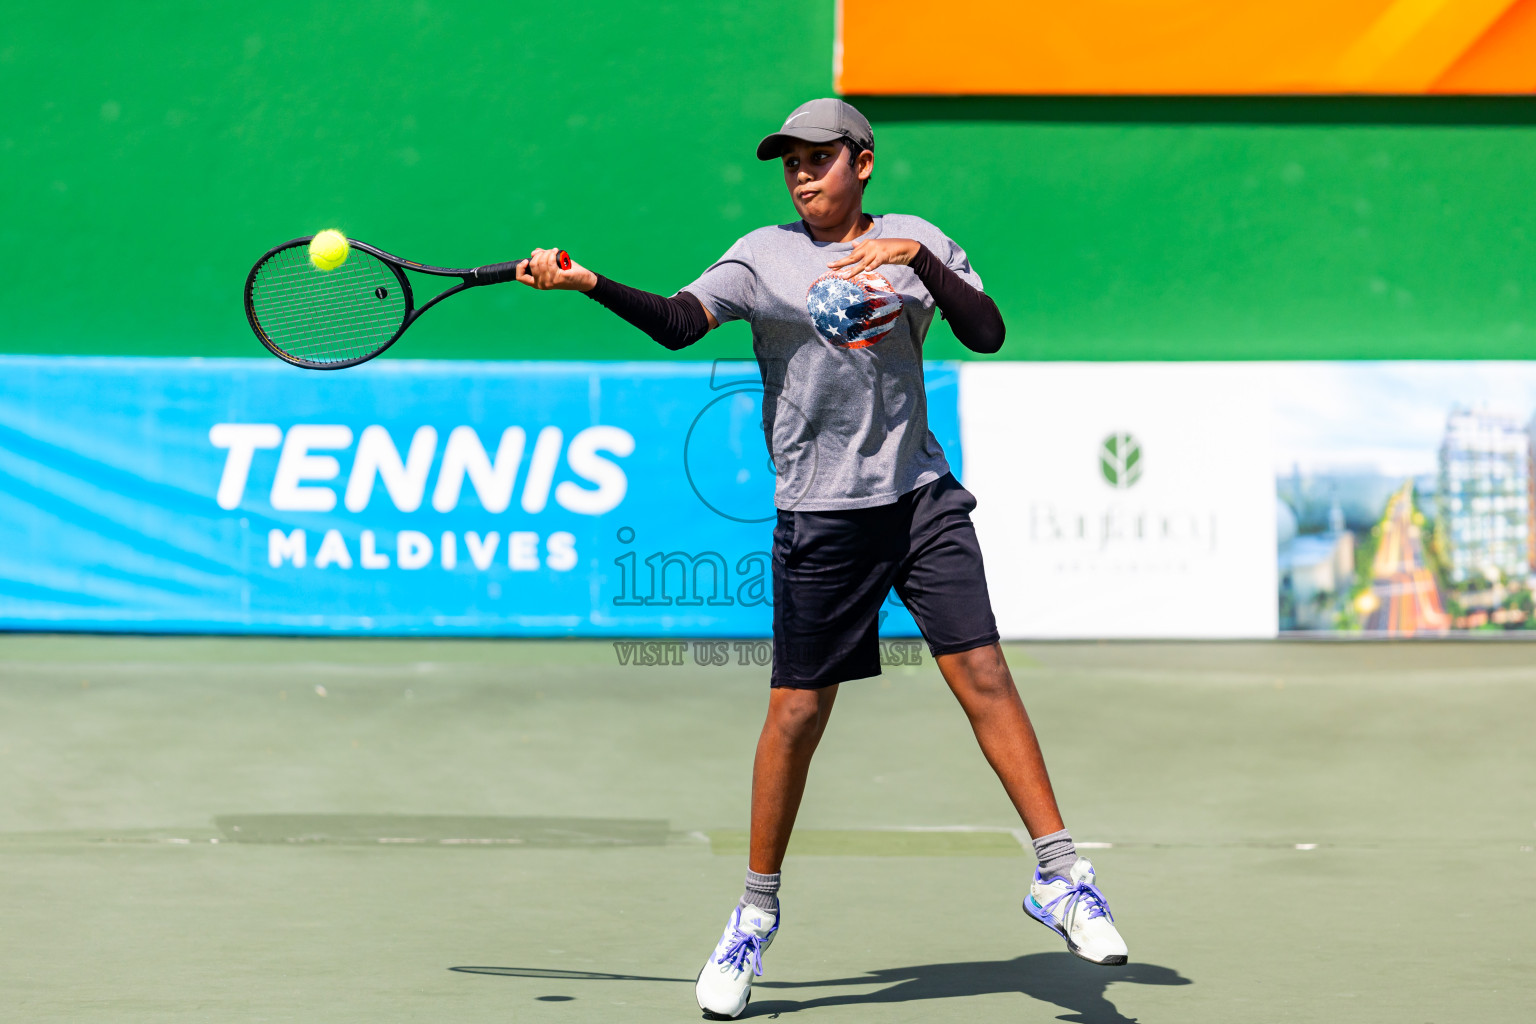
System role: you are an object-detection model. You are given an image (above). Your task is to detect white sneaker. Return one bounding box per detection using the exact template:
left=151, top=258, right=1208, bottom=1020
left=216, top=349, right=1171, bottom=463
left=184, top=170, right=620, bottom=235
left=1023, top=857, right=1128, bottom=965
left=695, top=902, right=777, bottom=1020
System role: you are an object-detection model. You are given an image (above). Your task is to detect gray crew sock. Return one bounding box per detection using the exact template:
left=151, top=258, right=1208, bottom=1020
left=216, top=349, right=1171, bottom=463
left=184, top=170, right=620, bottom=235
left=741, top=869, right=781, bottom=915
left=1032, top=828, right=1077, bottom=881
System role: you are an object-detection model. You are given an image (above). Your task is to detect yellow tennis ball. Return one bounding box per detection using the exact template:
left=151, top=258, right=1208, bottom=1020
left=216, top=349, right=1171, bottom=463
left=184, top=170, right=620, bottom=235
left=308, top=229, right=349, bottom=271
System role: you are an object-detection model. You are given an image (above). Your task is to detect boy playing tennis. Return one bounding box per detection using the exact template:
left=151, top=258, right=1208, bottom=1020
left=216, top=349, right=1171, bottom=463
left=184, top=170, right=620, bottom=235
left=517, top=98, right=1126, bottom=1019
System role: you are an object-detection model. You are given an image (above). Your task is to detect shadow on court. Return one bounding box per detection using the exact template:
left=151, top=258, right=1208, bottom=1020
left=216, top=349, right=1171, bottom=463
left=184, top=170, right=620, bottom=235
left=452, top=954, right=1191, bottom=1022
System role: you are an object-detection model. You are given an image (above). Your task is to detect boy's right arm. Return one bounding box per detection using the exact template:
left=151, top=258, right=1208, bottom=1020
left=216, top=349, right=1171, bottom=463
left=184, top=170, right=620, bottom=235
left=518, top=247, right=718, bottom=349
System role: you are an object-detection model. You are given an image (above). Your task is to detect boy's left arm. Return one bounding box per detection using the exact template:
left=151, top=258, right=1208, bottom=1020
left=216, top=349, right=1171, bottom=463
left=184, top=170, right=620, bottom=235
left=827, top=239, right=1005, bottom=354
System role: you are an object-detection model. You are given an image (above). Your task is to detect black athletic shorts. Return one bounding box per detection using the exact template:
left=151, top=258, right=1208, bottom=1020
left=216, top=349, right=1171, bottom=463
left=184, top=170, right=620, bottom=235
left=771, top=472, right=1001, bottom=688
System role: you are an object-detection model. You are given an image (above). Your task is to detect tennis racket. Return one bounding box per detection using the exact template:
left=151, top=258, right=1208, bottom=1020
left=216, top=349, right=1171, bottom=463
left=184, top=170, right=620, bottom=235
left=244, top=236, right=571, bottom=370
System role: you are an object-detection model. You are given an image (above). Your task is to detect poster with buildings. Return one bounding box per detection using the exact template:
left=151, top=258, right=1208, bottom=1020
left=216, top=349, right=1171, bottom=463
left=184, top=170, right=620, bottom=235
left=1273, top=363, right=1536, bottom=636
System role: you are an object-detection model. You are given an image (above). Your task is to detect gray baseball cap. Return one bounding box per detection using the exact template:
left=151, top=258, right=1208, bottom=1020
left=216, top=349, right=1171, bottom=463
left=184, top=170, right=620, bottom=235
left=756, top=98, right=874, bottom=161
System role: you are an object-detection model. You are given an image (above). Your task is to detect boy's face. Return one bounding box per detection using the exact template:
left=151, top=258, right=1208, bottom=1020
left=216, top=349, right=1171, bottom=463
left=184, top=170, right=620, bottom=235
left=781, top=139, right=872, bottom=227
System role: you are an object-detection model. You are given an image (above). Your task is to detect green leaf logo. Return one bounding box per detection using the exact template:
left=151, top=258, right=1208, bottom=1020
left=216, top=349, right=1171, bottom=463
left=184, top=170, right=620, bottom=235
left=1100, top=432, right=1142, bottom=489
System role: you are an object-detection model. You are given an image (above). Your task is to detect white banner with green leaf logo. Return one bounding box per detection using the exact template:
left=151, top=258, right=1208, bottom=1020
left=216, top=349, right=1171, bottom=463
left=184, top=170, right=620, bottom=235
left=961, top=364, right=1278, bottom=639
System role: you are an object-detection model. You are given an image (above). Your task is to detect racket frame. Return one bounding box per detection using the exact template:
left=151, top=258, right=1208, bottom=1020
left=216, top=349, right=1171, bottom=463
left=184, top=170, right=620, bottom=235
left=244, top=236, right=568, bottom=370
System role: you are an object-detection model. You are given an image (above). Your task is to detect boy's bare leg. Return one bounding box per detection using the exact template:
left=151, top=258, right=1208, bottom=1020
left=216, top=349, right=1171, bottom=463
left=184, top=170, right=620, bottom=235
left=937, top=642, right=1129, bottom=964
left=748, top=684, right=839, bottom=874
left=698, top=684, right=835, bottom=1016
left=934, top=643, right=1065, bottom=838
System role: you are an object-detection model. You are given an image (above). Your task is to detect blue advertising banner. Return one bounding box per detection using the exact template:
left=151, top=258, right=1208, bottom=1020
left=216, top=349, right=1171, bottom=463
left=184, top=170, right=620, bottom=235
left=0, top=357, right=960, bottom=635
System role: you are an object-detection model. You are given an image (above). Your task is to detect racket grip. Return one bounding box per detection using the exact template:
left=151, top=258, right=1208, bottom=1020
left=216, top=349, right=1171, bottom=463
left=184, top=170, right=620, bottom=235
left=472, top=250, right=572, bottom=285
left=473, top=261, right=527, bottom=285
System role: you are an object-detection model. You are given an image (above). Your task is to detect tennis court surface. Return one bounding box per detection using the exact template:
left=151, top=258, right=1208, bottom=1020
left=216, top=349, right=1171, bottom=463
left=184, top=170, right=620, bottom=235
left=3, top=636, right=1531, bottom=1022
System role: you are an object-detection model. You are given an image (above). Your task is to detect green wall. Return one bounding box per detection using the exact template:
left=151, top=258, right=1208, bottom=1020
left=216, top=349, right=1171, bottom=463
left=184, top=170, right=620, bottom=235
left=6, top=2, right=1536, bottom=362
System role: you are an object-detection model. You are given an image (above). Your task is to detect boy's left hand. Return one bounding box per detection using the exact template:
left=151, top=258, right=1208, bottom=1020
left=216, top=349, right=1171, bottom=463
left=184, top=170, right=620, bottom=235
left=827, top=238, right=921, bottom=278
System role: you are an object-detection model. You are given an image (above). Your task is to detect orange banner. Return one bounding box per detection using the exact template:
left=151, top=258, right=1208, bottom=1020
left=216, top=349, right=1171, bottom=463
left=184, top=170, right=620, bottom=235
left=836, top=0, right=1536, bottom=94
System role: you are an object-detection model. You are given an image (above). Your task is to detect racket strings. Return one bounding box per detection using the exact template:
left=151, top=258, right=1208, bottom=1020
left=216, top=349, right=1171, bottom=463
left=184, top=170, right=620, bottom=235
left=249, top=246, right=408, bottom=365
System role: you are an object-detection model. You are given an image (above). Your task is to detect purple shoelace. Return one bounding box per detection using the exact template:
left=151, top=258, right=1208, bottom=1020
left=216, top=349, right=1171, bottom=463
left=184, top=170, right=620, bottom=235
left=1043, top=879, right=1114, bottom=923
left=717, top=926, right=767, bottom=976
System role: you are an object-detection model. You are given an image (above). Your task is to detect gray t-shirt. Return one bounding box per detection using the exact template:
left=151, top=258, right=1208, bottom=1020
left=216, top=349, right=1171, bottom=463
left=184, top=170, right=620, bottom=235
left=683, top=214, right=982, bottom=512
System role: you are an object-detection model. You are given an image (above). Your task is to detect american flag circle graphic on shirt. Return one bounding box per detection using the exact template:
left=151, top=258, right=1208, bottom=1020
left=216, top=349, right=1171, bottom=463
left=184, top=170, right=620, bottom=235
left=805, top=270, right=903, bottom=349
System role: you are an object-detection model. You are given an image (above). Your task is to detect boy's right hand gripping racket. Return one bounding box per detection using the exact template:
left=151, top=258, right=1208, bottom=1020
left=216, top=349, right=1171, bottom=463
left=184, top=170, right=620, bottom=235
left=244, top=237, right=571, bottom=370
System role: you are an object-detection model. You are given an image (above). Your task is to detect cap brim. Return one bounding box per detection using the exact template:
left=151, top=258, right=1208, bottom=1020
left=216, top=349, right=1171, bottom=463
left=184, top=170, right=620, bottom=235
left=756, top=127, right=845, bottom=161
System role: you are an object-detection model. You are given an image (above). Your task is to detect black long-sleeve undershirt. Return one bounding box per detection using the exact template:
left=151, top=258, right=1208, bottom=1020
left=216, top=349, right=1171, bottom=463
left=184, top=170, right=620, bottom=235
left=582, top=275, right=711, bottom=351
left=582, top=244, right=1006, bottom=354
left=907, top=243, right=1006, bottom=354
